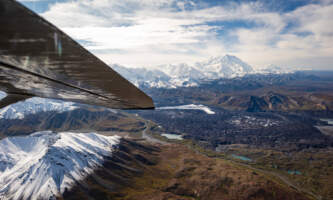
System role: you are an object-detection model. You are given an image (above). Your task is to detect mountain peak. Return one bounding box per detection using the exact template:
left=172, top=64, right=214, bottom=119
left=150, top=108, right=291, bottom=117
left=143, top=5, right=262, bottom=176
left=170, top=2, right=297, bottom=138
left=223, top=54, right=243, bottom=61
left=0, top=132, right=120, bottom=200
left=206, top=54, right=241, bottom=62
left=195, top=55, right=253, bottom=79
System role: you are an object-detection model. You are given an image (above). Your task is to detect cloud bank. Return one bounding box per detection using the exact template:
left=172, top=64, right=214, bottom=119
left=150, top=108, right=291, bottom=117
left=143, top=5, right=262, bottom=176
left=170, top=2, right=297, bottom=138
left=20, top=0, right=333, bottom=69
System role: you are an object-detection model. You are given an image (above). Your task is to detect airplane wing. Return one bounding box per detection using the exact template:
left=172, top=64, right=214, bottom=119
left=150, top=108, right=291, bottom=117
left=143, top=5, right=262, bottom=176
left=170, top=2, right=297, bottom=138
left=0, top=0, right=154, bottom=109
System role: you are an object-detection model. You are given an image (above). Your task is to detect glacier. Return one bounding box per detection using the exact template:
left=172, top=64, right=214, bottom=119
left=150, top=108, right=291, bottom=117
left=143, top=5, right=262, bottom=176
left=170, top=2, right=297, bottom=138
left=0, top=131, right=120, bottom=200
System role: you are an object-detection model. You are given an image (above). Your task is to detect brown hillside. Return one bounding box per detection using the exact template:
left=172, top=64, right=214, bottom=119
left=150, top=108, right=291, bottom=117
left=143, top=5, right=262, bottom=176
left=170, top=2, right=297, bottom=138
left=61, top=139, right=311, bottom=200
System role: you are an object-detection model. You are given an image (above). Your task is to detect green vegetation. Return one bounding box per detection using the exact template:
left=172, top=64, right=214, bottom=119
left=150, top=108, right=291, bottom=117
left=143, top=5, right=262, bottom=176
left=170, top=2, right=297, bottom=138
left=221, top=146, right=333, bottom=200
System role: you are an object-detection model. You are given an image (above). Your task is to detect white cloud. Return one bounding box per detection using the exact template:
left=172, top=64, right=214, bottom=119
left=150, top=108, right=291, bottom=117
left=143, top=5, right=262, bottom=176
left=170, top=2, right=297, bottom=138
left=40, top=0, right=333, bottom=69
left=234, top=3, right=333, bottom=69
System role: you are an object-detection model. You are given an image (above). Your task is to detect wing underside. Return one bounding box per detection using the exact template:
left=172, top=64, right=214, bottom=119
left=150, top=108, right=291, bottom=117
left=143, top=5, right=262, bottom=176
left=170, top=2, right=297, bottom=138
left=0, top=0, right=154, bottom=109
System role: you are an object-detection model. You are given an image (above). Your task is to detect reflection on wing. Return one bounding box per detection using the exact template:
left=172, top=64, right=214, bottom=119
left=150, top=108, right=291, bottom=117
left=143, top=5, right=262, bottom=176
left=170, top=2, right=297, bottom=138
left=0, top=0, right=154, bottom=109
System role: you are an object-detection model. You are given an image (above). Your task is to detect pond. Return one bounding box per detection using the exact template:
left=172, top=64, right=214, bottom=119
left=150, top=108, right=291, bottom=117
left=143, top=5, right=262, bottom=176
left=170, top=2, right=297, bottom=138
left=231, top=154, right=252, bottom=162
left=288, top=170, right=302, bottom=175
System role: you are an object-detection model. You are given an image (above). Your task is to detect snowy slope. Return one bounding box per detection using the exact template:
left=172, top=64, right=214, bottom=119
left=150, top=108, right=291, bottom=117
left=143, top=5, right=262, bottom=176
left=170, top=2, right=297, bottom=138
left=0, top=97, right=77, bottom=120
left=0, top=131, right=120, bottom=200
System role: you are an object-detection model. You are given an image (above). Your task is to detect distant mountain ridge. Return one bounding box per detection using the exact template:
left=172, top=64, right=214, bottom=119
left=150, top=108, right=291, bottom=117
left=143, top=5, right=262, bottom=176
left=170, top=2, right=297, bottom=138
left=112, top=55, right=295, bottom=88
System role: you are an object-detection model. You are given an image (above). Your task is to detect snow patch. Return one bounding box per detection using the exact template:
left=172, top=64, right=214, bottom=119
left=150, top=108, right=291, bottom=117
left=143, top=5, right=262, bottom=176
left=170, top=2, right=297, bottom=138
left=157, top=104, right=215, bottom=114
left=161, top=134, right=183, bottom=140
left=0, top=131, right=120, bottom=200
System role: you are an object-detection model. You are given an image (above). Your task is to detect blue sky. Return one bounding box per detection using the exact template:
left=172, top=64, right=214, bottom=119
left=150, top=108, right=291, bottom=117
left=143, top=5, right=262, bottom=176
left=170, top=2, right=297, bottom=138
left=18, top=0, right=333, bottom=69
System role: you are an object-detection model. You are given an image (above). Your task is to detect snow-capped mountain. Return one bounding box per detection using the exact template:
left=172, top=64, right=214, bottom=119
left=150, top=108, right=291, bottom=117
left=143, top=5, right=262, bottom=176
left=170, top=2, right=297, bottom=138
left=112, top=55, right=301, bottom=88
left=194, top=55, right=254, bottom=79
left=112, top=55, right=258, bottom=88
left=0, top=97, right=77, bottom=120
left=0, top=131, right=120, bottom=200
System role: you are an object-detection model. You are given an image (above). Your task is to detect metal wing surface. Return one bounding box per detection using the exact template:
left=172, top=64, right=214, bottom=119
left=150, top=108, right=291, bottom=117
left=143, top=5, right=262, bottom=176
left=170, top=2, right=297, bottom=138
left=0, top=0, right=154, bottom=109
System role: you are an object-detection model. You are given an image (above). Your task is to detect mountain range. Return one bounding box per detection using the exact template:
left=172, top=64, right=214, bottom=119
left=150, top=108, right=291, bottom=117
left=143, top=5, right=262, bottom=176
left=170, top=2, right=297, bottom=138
left=112, top=55, right=296, bottom=88
left=0, top=55, right=294, bottom=120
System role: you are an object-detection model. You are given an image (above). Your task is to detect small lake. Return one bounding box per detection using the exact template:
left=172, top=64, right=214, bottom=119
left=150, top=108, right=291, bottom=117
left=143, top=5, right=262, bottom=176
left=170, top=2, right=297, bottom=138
left=231, top=154, right=252, bottom=162
left=320, top=118, right=333, bottom=125
left=161, top=133, right=183, bottom=140
left=288, top=170, right=302, bottom=175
